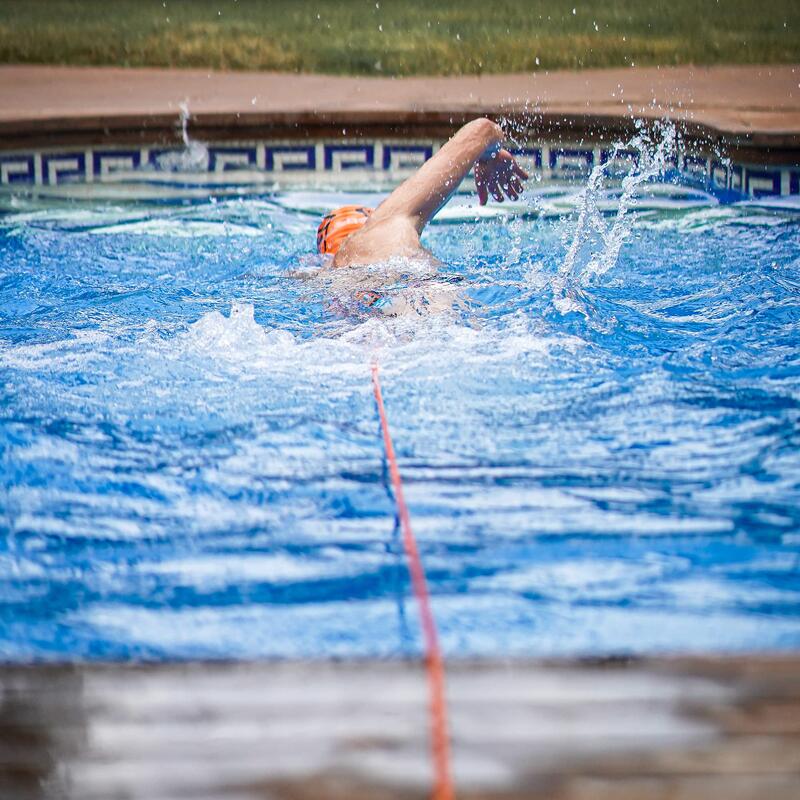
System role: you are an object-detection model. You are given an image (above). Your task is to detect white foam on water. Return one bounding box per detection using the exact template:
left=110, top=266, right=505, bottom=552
left=641, top=204, right=798, bottom=232
left=169, top=302, right=376, bottom=390
left=740, top=195, right=800, bottom=212
left=0, top=330, right=113, bottom=371
left=272, top=190, right=386, bottom=214
left=87, top=219, right=263, bottom=237
left=167, top=298, right=587, bottom=394
left=181, top=302, right=297, bottom=359
left=0, top=206, right=144, bottom=231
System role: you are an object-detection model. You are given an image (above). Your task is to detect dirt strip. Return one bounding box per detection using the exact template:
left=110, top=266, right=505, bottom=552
left=1, top=64, right=799, bottom=153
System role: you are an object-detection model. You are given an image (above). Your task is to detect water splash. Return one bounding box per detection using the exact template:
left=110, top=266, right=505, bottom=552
left=3, top=182, right=800, bottom=662
left=155, top=101, right=209, bottom=172
left=550, top=121, right=677, bottom=315
left=178, top=100, right=192, bottom=149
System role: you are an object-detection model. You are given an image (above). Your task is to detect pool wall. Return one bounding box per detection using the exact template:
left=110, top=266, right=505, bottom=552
left=2, top=64, right=798, bottom=199
left=2, top=134, right=797, bottom=200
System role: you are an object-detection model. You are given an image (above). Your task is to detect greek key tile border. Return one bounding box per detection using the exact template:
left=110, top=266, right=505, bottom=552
left=0, top=140, right=796, bottom=198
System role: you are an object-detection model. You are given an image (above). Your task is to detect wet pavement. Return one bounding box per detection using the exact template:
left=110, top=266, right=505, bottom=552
left=1, top=64, right=798, bottom=151
left=1, top=656, right=798, bottom=799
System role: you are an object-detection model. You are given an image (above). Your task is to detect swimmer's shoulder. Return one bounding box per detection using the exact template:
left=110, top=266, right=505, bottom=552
left=333, top=214, right=426, bottom=268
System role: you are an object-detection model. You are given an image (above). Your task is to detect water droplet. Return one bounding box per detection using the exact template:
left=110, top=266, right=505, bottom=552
left=378, top=23, right=383, bottom=32
left=535, top=57, right=540, bottom=66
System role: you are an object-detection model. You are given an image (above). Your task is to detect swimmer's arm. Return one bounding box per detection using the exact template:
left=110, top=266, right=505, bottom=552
left=370, top=118, right=516, bottom=232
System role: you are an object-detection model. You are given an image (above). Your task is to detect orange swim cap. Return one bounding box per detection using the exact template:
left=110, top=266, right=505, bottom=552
left=317, top=205, right=372, bottom=255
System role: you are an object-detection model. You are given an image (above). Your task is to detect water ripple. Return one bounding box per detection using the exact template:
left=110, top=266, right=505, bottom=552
left=1, top=183, right=799, bottom=660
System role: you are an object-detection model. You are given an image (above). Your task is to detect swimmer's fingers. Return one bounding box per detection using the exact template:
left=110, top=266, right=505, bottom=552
left=476, top=176, right=489, bottom=206
left=499, top=175, right=519, bottom=200
left=477, top=151, right=525, bottom=203
left=475, top=162, right=492, bottom=205
left=499, top=149, right=529, bottom=182
left=490, top=180, right=505, bottom=202
left=509, top=175, right=525, bottom=196
left=482, top=169, right=505, bottom=203
left=497, top=164, right=524, bottom=200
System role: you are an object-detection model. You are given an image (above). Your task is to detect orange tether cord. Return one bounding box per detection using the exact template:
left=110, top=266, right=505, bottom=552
left=371, top=361, right=454, bottom=800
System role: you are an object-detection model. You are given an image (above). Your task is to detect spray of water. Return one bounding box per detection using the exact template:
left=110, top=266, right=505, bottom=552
left=179, top=100, right=192, bottom=149
left=549, top=121, right=677, bottom=314
left=155, top=101, right=209, bottom=172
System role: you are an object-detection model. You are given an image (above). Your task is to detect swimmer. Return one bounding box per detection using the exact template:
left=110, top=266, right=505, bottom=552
left=317, top=117, right=529, bottom=268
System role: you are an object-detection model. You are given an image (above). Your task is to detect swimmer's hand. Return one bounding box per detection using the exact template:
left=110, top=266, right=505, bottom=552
left=475, top=149, right=529, bottom=205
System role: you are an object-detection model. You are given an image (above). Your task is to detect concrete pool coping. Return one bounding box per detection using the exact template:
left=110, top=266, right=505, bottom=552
left=1, top=654, right=798, bottom=799
left=1, top=64, right=799, bottom=161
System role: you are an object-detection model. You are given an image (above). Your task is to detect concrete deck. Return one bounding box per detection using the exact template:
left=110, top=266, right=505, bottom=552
left=1, top=65, right=799, bottom=157
left=1, top=656, right=798, bottom=799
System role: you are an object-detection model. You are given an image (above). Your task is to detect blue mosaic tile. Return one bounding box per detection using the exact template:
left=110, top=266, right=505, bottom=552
left=681, top=155, right=708, bottom=180
left=710, top=160, right=730, bottom=189
left=147, top=148, right=182, bottom=168
left=549, top=148, right=594, bottom=173
left=93, top=150, right=142, bottom=177
left=600, top=148, right=639, bottom=166
left=599, top=148, right=640, bottom=178
left=666, top=154, right=679, bottom=170
left=0, top=154, right=35, bottom=184
left=382, top=145, right=433, bottom=170
left=730, top=165, right=744, bottom=192
left=508, top=147, right=543, bottom=169
left=0, top=139, right=793, bottom=199
left=42, top=152, right=86, bottom=185
left=208, top=146, right=257, bottom=171
left=745, top=168, right=781, bottom=198
left=265, top=145, right=315, bottom=171
left=324, top=144, right=375, bottom=170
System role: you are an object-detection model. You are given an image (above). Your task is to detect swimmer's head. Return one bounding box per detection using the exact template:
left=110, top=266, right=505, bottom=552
left=317, top=205, right=372, bottom=255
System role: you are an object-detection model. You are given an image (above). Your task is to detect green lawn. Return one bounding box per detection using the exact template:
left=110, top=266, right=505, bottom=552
left=1, top=0, right=798, bottom=75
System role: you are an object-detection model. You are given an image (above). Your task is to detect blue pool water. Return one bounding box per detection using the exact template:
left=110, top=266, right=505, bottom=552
left=1, top=174, right=800, bottom=661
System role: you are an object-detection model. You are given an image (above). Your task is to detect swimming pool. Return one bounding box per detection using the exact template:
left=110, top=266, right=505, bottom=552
left=1, top=172, right=800, bottom=661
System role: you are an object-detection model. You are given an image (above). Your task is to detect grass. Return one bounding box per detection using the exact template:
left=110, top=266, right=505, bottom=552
left=1, top=0, right=798, bottom=75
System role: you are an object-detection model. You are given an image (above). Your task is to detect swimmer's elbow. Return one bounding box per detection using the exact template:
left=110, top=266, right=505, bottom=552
left=466, top=117, right=503, bottom=143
